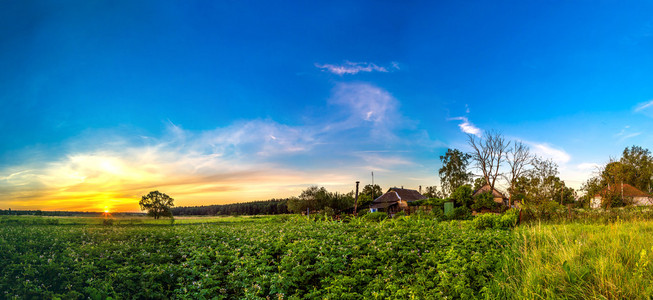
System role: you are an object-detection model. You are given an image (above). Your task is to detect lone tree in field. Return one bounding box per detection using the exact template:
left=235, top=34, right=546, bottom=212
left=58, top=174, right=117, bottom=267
left=139, top=191, right=174, bottom=219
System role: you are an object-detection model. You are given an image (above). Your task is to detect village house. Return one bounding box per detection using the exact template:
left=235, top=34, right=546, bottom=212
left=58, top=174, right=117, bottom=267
left=591, top=183, right=653, bottom=208
left=370, top=187, right=427, bottom=214
left=472, top=184, right=510, bottom=207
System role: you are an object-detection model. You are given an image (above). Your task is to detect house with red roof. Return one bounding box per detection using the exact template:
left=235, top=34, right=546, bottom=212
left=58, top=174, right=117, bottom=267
left=591, top=183, right=653, bottom=208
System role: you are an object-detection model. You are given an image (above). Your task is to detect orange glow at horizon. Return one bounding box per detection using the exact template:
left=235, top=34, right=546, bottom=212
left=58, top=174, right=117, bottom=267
left=0, top=148, right=436, bottom=212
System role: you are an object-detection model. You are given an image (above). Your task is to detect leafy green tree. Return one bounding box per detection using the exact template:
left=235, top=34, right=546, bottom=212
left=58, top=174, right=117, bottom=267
left=621, top=146, right=653, bottom=192
left=139, top=191, right=174, bottom=219
left=472, top=177, right=486, bottom=192
left=361, top=184, right=383, bottom=200
left=356, top=194, right=374, bottom=208
left=439, top=148, right=473, bottom=197
left=423, top=186, right=443, bottom=198
left=450, top=185, right=473, bottom=208
left=287, top=186, right=354, bottom=213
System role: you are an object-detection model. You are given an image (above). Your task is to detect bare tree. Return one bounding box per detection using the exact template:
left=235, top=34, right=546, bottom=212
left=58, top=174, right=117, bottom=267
left=467, top=130, right=509, bottom=194
left=504, top=141, right=532, bottom=206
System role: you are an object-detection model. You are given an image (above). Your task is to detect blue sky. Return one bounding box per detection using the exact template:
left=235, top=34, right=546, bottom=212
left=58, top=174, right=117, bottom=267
left=1, top=1, right=652, bottom=211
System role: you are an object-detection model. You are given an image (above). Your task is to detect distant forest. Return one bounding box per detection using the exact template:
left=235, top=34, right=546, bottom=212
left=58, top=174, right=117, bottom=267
left=171, top=199, right=289, bottom=216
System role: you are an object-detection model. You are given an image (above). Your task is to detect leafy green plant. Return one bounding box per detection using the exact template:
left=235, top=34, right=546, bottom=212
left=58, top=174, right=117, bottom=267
left=471, top=191, right=498, bottom=211
left=364, top=211, right=388, bottom=221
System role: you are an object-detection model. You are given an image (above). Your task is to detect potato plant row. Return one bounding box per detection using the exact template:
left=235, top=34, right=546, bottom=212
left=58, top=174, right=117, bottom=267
left=0, top=217, right=512, bottom=299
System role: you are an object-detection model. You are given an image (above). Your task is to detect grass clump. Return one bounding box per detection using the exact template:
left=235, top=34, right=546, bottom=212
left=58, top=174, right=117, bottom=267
left=490, top=220, right=653, bottom=299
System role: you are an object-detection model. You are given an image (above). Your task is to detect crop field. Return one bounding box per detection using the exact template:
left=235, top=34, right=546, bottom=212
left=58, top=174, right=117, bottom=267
left=0, top=215, right=512, bottom=299
left=2, top=214, right=653, bottom=299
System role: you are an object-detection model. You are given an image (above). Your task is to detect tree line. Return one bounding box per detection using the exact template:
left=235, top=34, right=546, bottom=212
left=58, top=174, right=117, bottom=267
left=172, top=198, right=290, bottom=216
left=435, top=131, right=652, bottom=210
left=434, top=131, right=576, bottom=210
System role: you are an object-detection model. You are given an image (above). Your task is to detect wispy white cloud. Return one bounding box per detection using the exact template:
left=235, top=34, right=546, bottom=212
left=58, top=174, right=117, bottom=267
left=526, top=142, right=571, bottom=164
left=614, top=125, right=642, bottom=142
left=315, top=61, right=399, bottom=75
left=329, top=82, right=397, bottom=123
left=635, top=99, right=653, bottom=113
left=448, top=117, right=481, bottom=137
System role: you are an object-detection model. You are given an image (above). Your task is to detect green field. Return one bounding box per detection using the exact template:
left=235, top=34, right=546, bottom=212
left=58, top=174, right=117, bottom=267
left=2, top=214, right=653, bottom=299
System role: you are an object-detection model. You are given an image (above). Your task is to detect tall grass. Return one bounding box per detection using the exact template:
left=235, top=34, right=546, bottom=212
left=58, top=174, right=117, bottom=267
left=491, top=220, right=653, bottom=299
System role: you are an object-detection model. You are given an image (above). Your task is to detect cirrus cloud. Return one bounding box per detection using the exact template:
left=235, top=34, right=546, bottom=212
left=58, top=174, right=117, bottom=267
left=315, top=61, right=399, bottom=75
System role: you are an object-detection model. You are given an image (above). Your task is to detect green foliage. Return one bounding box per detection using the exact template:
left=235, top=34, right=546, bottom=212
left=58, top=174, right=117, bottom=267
left=472, top=177, right=486, bottom=192
left=472, top=191, right=498, bottom=211
left=364, top=211, right=388, bottom=221
left=438, top=148, right=473, bottom=197
left=361, top=184, right=383, bottom=200
left=356, top=193, right=374, bottom=208
left=408, top=197, right=447, bottom=207
left=450, top=206, right=472, bottom=220
left=287, top=186, right=354, bottom=213
left=450, top=184, right=473, bottom=208
left=490, top=220, right=653, bottom=299
left=472, top=213, right=497, bottom=230
left=139, top=191, right=174, bottom=219
left=0, top=216, right=513, bottom=299
left=472, top=210, right=518, bottom=230
left=422, top=186, right=443, bottom=198
left=620, top=146, right=653, bottom=193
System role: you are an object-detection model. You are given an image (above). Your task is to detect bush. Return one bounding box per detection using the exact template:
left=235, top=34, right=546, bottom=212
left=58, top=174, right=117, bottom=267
left=472, top=213, right=496, bottom=229
left=472, top=210, right=518, bottom=230
left=409, top=198, right=447, bottom=207
left=450, top=185, right=473, bottom=208
left=498, top=209, right=519, bottom=228
left=450, top=206, right=472, bottom=220
left=365, top=211, right=388, bottom=222
left=393, top=211, right=406, bottom=218
left=471, top=192, right=498, bottom=211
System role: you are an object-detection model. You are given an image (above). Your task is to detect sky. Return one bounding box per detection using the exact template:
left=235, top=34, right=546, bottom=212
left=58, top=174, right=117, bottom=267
left=1, top=1, right=652, bottom=212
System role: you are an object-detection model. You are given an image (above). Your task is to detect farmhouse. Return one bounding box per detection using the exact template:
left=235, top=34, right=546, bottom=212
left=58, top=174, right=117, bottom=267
left=590, top=183, right=653, bottom=209
left=473, top=184, right=509, bottom=207
left=370, top=187, right=427, bottom=214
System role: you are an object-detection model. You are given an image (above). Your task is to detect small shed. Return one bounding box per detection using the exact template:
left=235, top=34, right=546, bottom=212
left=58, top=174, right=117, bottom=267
left=370, top=187, right=427, bottom=214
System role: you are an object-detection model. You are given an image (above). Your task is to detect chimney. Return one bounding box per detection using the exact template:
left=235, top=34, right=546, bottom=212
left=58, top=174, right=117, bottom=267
left=401, top=186, right=404, bottom=189
left=419, top=185, right=422, bottom=193
left=354, top=181, right=360, bottom=216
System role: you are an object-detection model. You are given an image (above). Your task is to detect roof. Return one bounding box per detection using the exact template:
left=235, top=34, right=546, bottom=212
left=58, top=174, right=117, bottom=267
left=371, top=187, right=427, bottom=205
left=595, top=183, right=652, bottom=198
left=473, top=184, right=508, bottom=199
left=370, top=201, right=397, bottom=209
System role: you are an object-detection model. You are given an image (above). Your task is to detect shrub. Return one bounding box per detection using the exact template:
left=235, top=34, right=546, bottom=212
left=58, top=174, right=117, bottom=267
left=471, top=192, right=498, bottom=211
left=450, top=206, right=472, bottom=220
left=473, top=210, right=519, bottom=230
left=498, top=209, right=519, bottom=229
left=450, top=185, right=474, bottom=208
left=393, top=211, right=406, bottom=218
left=473, top=213, right=497, bottom=229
